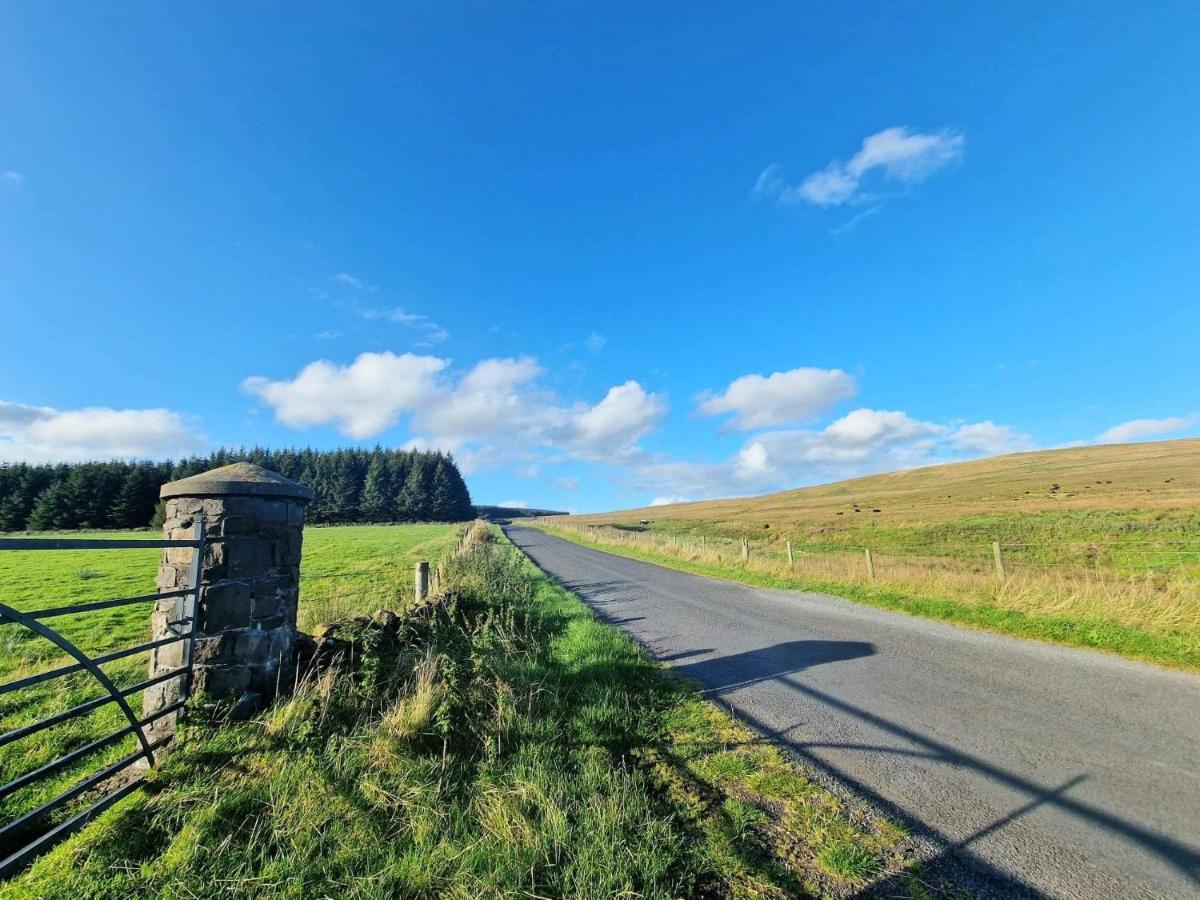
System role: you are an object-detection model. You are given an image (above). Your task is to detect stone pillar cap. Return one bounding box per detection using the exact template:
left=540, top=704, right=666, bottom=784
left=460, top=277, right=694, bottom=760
left=160, top=462, right=315, bottom=501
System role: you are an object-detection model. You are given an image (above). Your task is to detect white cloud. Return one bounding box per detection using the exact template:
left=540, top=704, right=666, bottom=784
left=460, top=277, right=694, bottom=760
left=242, top=352, right=449, bottom=439
left=756, top=126, right=964, bottom=208
left=584, top=331, right=607, bottom=353
left=498, top=500, right=530, bottom=509
left=1096, top=416, right=1194, bottom=444
left=0, top=400, right=206, bottom=463
left=333, top=272, right=366, bottom=289
left=949, top=421, right=1035, bottom=455
left=564, top=381, right=666, bottom=462
left=4, top=171, right=24, bottom=189
left=626, top=408, right=1026, bottom=500
left=698, top=367, right=857, bottom=430
left=244, top=353, right=667, bottom=470
left=650, top=496, right=690, bottom=507
left=554, top=476, right=580, bottom=492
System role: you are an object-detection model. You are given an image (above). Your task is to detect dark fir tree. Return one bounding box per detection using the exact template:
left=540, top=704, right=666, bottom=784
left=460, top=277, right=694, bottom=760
left=359, top=453, right=391, bottom=522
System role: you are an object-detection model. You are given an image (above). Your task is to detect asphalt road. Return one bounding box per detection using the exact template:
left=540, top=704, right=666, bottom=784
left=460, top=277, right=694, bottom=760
left=506, top=526, right=1200, bottom=899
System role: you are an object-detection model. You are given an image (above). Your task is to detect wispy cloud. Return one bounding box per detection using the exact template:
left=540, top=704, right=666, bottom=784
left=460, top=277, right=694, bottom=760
left=1096, top=415, right=1195, bottom=444
left=3, top=171, right=25, bottom=190
left=755, top=126, right=964, bottom=208
left=332, top=272, right=372, bottom=290
left=356, top=307, right=449, bottom=344
left=584, top=331, right=607, bottom=353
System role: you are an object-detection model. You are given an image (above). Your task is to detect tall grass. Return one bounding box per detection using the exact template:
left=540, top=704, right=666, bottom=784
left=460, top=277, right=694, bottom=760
left=537, top=521, right=1200, bottom=671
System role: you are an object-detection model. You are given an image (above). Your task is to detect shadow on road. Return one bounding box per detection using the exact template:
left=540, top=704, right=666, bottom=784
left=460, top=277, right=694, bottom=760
left=507, top=527, right=1200, bottom=896
left=673, top=639, right=876, bottom=690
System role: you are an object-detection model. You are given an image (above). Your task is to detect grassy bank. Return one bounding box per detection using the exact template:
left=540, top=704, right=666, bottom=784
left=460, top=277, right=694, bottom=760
left=0, top=524, right=458, bottom=840
left=531, top=523, right=1200, bottom=672
left=3, top=525, right=930, bottom=898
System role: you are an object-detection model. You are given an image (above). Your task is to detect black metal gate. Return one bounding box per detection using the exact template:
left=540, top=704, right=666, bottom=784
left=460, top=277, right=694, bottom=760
left=0, top=524, right=206, bottom=878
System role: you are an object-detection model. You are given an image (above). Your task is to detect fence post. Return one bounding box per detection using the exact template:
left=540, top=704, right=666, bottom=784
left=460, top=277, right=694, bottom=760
left=864, top=548, right=876, bottom=579
left=992, top=541, right=1007, bottom=580
left=741, top=538, right=750, bottom=563
left=415, top=561, right=430, bottom=602
left=786, top=540, right=794, bottom=568
left=146, top=463, right=313, bottom=737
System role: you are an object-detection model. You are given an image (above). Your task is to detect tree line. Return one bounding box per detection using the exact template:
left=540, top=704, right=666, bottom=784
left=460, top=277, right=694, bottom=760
left=0, top=447, right=475, bottom=532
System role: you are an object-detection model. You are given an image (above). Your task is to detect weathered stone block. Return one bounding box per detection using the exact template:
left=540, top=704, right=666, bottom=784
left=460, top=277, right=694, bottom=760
left=152, top=638, right=186, bottom=670
left=226, top=536, right=273, bottom=577
left=203, top=585, right=254, bottom=632
left=234, top=629, right=272, bottom=663
left=251, top=589, right=282, bottom=621
left=196, top=664, right=251, bottom=699
left=192, top=633, right=234, bottom=665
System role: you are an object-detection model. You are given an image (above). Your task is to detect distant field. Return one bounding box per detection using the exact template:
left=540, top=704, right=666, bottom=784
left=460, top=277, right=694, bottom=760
left=540, top=440, right=1200, bottom=669
left=0, top=523, right=457, bottom=837
left=573, top=439, right=1200, bottom=562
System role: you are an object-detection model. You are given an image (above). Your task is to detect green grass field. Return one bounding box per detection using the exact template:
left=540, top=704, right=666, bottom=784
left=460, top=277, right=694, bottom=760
left=1, top=526, right=931, bottom=899
left=0, top=523, right=459, bottom=845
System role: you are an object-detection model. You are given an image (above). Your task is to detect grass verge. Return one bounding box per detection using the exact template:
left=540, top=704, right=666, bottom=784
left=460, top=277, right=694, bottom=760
left=531, top=524, right=1200, bottom=672
left=2, top=524, right=926, bottom=898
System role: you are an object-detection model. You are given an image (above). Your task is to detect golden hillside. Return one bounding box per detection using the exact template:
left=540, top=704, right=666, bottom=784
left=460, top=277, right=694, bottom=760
left=577, top=439, right=1199, bottom=534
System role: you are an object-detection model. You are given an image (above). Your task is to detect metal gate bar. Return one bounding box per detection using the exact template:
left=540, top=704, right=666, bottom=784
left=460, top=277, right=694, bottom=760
left=0, top=523, right=206, bottom=879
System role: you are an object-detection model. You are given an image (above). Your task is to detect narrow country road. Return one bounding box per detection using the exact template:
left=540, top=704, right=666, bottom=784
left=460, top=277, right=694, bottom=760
left=505, top=527, right=1200, bottom=899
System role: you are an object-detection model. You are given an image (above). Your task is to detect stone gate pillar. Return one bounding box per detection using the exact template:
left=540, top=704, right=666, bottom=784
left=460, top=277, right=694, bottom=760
left=144, top=463, right=313, bottom=738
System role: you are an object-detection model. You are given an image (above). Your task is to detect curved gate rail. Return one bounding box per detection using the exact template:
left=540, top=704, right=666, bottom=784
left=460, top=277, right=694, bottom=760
left=0, top=524, right=206, bottom=879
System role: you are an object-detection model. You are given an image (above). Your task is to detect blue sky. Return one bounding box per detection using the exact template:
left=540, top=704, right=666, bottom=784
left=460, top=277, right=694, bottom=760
left=2, top=2, right=1198, bottom=512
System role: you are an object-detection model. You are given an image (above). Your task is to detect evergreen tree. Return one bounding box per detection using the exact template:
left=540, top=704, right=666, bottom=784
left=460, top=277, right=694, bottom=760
left=430, top=456, right=465, bottom=521
left=359, top=453, right=391, bottom=522
left=28, top=482, right=77, bottom=531
left=111, top=464, right=159, bottom=528
left=398, top=453, right=434, bottom=521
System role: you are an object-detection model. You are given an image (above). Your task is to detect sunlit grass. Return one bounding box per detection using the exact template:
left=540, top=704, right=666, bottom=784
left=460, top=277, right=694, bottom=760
left=6, top=525, right=918, bottom=897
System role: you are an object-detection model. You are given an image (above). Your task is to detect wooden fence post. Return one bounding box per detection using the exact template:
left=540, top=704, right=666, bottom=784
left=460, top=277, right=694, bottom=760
left=741, top=538, right=750, bottom=563
left=864, top=548, right=876, bottom=579
left=786, top=540, right=794, bottom=568
left=992, top=541, right=1006, bottom=580
left=415, top=561, right=429, bottom=602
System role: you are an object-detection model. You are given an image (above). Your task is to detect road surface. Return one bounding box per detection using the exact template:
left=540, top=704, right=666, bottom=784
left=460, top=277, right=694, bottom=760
left=506, top=526, right=1200, bottom=899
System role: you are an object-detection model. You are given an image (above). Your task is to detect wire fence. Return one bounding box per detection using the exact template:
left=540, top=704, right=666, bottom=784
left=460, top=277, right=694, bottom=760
left=536, top=520, right=1200, bottom=640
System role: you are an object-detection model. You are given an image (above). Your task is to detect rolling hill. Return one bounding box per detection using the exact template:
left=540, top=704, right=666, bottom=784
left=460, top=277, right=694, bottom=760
left=571, top=439, right=1200, bottom=549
